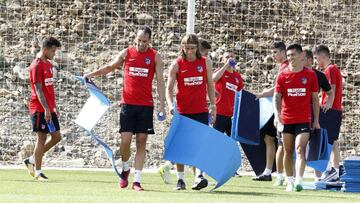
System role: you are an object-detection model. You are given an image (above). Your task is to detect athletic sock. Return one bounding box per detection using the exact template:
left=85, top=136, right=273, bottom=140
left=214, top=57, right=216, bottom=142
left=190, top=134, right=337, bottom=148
left=29, top=156, right=35, bottom=164
left=263, top=168, right=272, bottom=176
left=277, top=173, right=284, bottom=180
left=134, top=170, right=142, bottom=183
left=35, top=170, right=42, bottom=177
left=295, top=176, right=303, bottom=185
left=177, top=172, right=184, bottom=180
left=286, top=176, right=294, bottom=184
left=122, top=160, right=130, bottom=171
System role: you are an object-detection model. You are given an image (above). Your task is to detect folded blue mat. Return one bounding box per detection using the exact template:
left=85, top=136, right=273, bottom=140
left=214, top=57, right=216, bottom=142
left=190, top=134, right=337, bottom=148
left=164, top=112, right=241, bottom=190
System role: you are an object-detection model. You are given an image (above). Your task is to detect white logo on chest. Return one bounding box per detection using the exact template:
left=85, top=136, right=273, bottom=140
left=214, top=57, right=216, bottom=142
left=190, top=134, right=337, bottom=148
left=129, top=67, right=149, bottom=77
left=287, top=88, right=306, bottom=97
left=184, top=76, right=203, bottom=86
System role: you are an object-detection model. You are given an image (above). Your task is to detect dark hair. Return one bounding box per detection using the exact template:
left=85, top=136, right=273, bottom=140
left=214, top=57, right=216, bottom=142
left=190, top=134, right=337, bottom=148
left=42, top=37, right=61, bottom=49
left=138, top=26, right=152, bottom=39
left=180, top=34, right=202, bottom=59
left=286, top=43, right=302, bottom=53
left=314, top=45, right=330, bottom=57
left=304, top=49, right=313, bottom=60
left=199, top=38, right=211, bottom=50
left=272, top=41, right=286, bottom=51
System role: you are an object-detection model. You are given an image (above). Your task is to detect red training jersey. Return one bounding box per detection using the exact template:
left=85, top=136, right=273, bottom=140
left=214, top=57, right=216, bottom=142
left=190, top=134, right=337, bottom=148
left=29, top=58, right=56, bottom=113
left=121, top=46, right=157, bottom=106
left=275, top=68, right=318, bottom=124
left=321, top=64, right=342, bottom=111
left=176, top=56, right=208, bottom=114
left=215, top=69, right=244, bottom=116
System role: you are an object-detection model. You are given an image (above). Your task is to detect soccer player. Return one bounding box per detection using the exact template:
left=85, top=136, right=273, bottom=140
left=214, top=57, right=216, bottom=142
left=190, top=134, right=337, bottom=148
left=213, top=50, right=244, bottom=136
left=274, top=44, right=320, bottom=192
left=24, top=37, right=62, bottom=181
left=314, top=45, right=343, bottom=182
left=254, top=41, right=288, bottom=183
left=199, top=38, right=212, bottom=57
left=158, top=38, right=212, bottom=185
left=166, top=34, right=216, bottom=190
left=303, top=49, right=335, bottom=181
left=84, top=26, right=166, bottom=191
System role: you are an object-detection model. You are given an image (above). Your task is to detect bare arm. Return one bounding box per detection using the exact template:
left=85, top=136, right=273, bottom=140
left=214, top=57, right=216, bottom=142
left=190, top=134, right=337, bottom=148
left=255, top=87, right=275, bottom=99
left=213, top=59, right=231, bottom=82
left=312, top=92, right=320, bottom=129
left=166, top=60, right=178, bottom=114
left=206, top=58, right=216, bottom=123
left=154, top=53, right=166, bottom=116
left=322, top=88, right=334, bottom=113
left=273, top=92, right=282, bottom=127
left=84, top=49, right=127, bottom=78
left=34, top=83, right=51, bottom=121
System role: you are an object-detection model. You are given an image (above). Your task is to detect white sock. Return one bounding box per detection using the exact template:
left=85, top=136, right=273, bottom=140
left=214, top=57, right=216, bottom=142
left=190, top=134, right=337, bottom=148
left=277, top=173, right=284, bottom=180
left=286, top=176, right=294, bottom=184
left=122, top=160, right=130, bottom=171
left=195, top=168, right=204, bottom=178
left=295, top=176, right=303, bottom=185
left=35, top=170, right=42, bottom=177
left=177, top=172, right=184, bottom=180
left=263, top=168, right=272, bottom=176
left=29, top=156, right=35, bottom=164
left=134, top=170, right=142, bottom=183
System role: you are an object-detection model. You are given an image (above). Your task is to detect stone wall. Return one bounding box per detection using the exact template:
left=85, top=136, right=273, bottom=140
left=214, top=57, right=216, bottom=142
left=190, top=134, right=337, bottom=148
left=0, top=0, right=359, bottom=169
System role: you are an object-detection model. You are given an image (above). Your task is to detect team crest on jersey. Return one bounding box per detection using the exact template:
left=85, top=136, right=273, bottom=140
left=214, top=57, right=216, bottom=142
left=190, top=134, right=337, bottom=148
left=235, top=78, right=239, bottom=84
left=41, top=124, right=46, bottom=129
left=301, top=77, right=307, bottom=85
left=197, top=66, right=203, bottom=73
left=145, top=57, right=151, bottom=65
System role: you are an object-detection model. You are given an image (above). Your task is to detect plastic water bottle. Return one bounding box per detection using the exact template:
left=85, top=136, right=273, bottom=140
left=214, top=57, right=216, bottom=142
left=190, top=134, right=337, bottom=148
left=229, top=59, right=236, bottom=68
left=277, top=122, right=284, bottom=132
left=47, top=120, right=56, bottom=133
left=208, top=114, right=212, bottom=125
left=157, top=112, right=165, bottom=121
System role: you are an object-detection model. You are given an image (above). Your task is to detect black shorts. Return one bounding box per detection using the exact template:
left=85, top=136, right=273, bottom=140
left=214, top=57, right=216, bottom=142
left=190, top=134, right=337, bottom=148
left=119, top=104, right=154, bottom=134
left=31, top=112, right=60, bottom=133
left=283, top=123, right=310, bottom=136
left=213, top=114, right=232, bottom=136
left=260, top=115, right=277, bottom=137
left=180, top=112, right=208, bottom=125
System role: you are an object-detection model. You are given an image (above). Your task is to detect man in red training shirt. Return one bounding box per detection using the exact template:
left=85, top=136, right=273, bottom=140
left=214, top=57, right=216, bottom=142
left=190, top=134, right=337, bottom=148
left=166, top=34, right=216, bottom=191
left=314, top=45, right=343, bottom=182
left=274, top=44, right=320, bottom=192
left=254, top=41, right=288, bottom=184
left=84, top=26, right=166, bottom=191
left=24, top=36, right=62, bottom=181
left=213, top=50, right=243, bottom=135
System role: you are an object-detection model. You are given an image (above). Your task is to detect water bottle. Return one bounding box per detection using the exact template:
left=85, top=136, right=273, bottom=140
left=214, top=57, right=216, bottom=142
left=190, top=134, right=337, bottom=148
left=229, top=59, right=236, bottom=68
left=208, top=114, right=212, bottom=125
left=47, top=119, right=56, bottom=133
left=157, top=112, right=165, bottom=121
left=277, top=122, right=284, bottom=132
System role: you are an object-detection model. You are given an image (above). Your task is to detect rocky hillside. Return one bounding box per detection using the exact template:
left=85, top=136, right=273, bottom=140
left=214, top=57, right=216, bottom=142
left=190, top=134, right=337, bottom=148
left=0, top=0, right=359, bottom=169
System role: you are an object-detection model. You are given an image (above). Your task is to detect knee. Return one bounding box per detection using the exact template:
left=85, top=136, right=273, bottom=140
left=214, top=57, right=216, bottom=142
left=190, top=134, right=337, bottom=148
left=283, top=147, right=293, bottom=156
left=264, top=135, right=274, bottom=144
left=296, top=146, right=306, bottom=157
left=136, top=139, right=146, bottom=149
